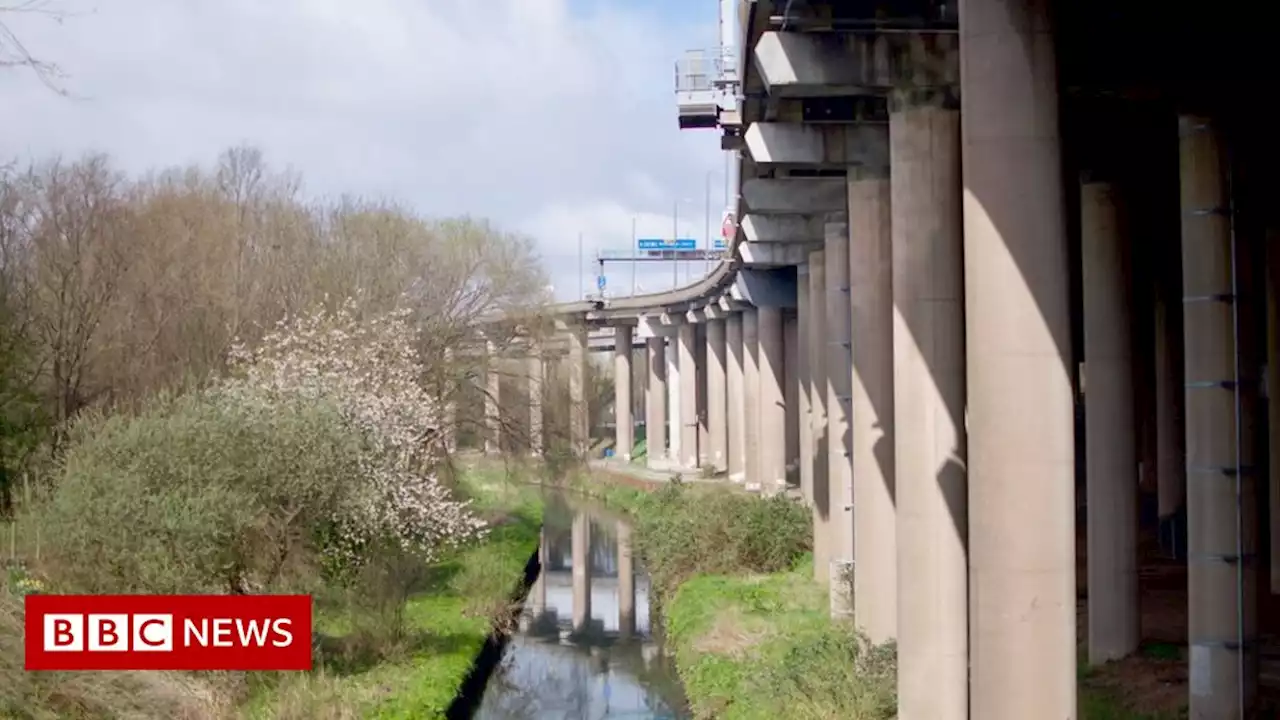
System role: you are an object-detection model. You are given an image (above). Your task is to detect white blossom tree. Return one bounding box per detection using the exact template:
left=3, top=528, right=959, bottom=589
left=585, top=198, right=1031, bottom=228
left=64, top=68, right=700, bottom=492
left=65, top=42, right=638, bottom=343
left=223, top=295, right=486, bottom=567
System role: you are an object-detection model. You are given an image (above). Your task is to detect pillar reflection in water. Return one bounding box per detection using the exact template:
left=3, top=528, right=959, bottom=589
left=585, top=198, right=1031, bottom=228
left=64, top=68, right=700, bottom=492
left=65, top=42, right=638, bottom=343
left=571, top=511, right=592, bottom=634
left=617, top=521, right=636, bottom=639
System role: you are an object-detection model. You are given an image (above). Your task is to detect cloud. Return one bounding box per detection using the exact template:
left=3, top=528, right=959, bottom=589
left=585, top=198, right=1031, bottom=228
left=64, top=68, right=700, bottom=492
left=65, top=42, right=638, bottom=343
left=0, top=0, right=728, bottom=300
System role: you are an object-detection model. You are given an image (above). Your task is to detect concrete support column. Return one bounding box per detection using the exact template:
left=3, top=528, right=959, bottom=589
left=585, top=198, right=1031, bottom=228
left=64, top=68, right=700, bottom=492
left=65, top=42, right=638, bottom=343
left=962, top=0, right=1076, bottom=714
left=743, top=309, right=761, bottom=489
left=532, top=527, right=547, bottom=615
left=797, top=264, right=814, bottom=504
left=667, top=335, right=682, bottom=465
left=1269, top=237, right=1280, bottom=593
left=1178, top=113, right=1259, bottom=716
left=759, top=306, right=787, bottom=495
left=645, top=337, right=668, bottom=469
left=615, top=326, right=634, bottom=461
left=809, top=250, right=832, bottom=582
left=1081, top=178, right=1140, bottom=664
left=1155, top=283, right=1187, bottom=539
left=618, top=521, right=636, bottom=639
left=727, top=314, right=747, bottom=482
left=825, top=213, right=854, bottom=617
left=848, top=165, right=897, bottom=644
left=442, top=348, right=458, bottom=452
left=528, top=349, right=544, bottom=457
left=707, top=319, right=729, bottom=473
left=697, top=325, right=709, bottom=467
left=679, top=323, right=699, bottom=469
left=485, top=339, right=501, bottom=455
left=571, top=511, right=591, bottom=634
left=892, top=96, right=967, bottom=719
left=785, top=315, right=799, bottom=486
left=568, top=327, right=588, bottom=457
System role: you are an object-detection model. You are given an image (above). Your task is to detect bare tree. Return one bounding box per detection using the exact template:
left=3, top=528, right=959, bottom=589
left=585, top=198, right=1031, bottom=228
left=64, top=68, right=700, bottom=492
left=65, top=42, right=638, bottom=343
left=1, top=1, right=68, bottom=92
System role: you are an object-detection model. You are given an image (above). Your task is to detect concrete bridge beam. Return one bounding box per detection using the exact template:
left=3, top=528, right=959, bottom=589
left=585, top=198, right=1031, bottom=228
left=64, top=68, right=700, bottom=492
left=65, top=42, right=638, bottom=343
left=742, top=177, right=847, bottom=215
left=745, top=122, right=890, bottom=168
left=962, top=0, right=1076, bottom=715
left=892, top=95, right=967, bottom=720
left=753, top=30, right=958, bottom=97
left=740, top=241, right=813, bottom=267
left=741, top=213, right=825, bottom=244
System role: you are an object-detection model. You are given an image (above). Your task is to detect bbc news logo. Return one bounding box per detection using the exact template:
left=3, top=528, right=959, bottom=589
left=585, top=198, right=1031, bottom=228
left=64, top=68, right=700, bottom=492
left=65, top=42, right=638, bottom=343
left=25, top=594, right=312, bottom=671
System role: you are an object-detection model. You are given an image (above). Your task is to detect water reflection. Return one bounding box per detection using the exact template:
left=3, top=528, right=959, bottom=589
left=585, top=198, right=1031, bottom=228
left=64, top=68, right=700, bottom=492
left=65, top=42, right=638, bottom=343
left=475, top=493, right=689, bottom=719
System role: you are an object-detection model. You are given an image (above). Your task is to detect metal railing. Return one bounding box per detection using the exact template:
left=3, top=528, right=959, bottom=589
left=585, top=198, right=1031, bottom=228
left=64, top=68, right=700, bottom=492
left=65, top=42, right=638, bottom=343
left=673, top=47, right=737, bottom=96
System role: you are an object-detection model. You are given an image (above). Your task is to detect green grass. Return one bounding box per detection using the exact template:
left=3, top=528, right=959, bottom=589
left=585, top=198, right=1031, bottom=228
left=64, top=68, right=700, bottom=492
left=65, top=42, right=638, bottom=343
left=244, top=466, right=543, bottom=719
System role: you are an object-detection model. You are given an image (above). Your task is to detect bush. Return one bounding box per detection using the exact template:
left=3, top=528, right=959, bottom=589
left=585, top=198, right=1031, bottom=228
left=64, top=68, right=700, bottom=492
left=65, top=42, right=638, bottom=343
left=30, top=389, right=367, bottom=595
left=762, top=624, right=897, bottom=720
left=629, top=484, right=812, bottom=600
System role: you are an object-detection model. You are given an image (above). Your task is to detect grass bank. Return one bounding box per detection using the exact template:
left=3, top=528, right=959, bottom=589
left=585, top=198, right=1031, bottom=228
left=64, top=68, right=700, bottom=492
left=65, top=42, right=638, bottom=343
left=583, top=470, right=1185, bottom=720
left=247, top=464, right=542, bottom=719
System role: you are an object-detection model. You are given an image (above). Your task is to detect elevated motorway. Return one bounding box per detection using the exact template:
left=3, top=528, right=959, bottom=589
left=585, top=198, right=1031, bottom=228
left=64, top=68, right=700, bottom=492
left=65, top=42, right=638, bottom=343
left=477, top=1, right=1277, bottom=717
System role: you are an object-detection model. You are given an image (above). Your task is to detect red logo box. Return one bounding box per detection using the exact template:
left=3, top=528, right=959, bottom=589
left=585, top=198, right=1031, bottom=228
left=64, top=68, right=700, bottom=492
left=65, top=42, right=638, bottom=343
left=24, top=594, right=313, bottom=671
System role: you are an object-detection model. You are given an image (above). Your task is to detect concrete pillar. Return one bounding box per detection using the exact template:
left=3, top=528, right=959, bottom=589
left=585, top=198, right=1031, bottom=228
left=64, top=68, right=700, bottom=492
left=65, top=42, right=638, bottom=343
left=759, top=306, right=787, bottom=495
left=1178, top=113, right=1259, bottom=716
left=568, top=327, right=588, bottom=457
left=797, top=264, right=814, bottom=505
left=615, top=326, right=634, bottom=461
left=485, top=339, right=501, bottom=455
left=743, top=308, right=761, bottom=489
left=707, top=319, right=729, bottom=473
left=528, top=349, right=544, bottom=457
left=727, top=314, right=747, bottom=482
left=679, top=323, right=699, bottom=469
left=571, top=511, right=591, bottom=633
left=1155, top=285, right=1187, bottom=535
left=892, top=96, right=966, bottom=720
left=645, top=337, right=668, bottom=469
left=667, top=335, right=682, bottom=465
left=785, top=315, right=799, bottom=486
left=618, top=521, right=636, bottom=639
left=1081, top=178, right=1140, bottom=664
left=1269, top=239, right=1280, bottom=593
left=825, top=213, right=854, bottom=616
left=962, top=0, right=1076, bottom=714
left=442, top=348, right=458, bottom=452
left=809, top=250, right=831, bottom=582
left=848, top=166, right=897, bottom=644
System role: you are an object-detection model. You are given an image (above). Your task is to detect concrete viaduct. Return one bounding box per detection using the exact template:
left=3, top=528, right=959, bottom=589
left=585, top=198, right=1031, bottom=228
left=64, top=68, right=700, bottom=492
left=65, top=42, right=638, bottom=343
left=468, top=0, right=1275, bottom=717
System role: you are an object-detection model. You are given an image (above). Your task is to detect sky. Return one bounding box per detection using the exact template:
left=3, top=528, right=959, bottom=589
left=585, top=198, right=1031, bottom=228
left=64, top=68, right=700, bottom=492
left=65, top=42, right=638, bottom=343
left=0, top=0, right=731, bottom=301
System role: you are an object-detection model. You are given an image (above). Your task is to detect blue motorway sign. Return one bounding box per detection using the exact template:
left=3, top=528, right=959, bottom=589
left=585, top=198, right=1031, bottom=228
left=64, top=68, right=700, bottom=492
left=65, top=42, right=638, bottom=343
left=637, top=238, right=698, bottom=250
left=713, top=238, right=727, bottom=250
left=597, top=275, right=606, bottom=290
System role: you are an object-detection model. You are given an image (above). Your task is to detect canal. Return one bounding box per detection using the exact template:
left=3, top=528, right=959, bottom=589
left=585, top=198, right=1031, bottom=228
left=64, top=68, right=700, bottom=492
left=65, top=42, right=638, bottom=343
left=474, top=491, right=690, bottom=719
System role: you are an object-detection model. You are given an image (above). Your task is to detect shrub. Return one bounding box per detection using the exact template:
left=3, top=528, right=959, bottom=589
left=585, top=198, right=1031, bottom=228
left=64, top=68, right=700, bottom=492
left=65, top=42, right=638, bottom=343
left=762, top=624, right=897, bottom=720
left=630, top=484, right=812, bottom=600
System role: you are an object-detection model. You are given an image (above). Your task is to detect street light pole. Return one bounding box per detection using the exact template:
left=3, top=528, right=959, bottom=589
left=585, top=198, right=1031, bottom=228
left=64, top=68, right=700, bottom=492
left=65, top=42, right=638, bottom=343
left=703, top=171, right=712, bottom=277
left=630, top=217, right=638, bottom=296
left=671, top=200, right=679, bottom=289
left=578, top=232, right=584, bottom=300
